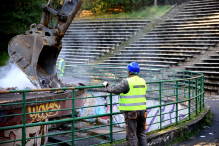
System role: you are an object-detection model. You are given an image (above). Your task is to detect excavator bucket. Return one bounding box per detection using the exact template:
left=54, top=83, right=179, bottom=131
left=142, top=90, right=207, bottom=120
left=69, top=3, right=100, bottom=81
left=8, top=35, right=60, bottom=88
left=8, top=0, right=83, bottom=88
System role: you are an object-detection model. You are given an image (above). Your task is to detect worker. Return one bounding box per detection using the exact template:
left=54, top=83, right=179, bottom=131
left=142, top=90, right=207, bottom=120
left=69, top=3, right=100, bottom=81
left=102, top=62, right=147, bottom=146
left=58, top=55, right=65, bottom=77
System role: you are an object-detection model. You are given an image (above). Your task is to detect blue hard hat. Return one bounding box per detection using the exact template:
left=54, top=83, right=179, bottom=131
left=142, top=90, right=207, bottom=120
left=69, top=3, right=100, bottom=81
left=62, top=55, right=65, bottom=59
left=127, top=62, right=140, bottom=74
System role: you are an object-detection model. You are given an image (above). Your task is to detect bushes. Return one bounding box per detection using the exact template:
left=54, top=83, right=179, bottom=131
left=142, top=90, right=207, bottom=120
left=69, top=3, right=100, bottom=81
left=81, top=0, right=154, bottom=14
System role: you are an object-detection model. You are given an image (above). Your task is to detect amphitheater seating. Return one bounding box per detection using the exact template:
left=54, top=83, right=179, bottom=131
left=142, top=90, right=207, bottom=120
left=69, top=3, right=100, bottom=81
left=98, top=0, right=219, bottom=94
left=58, top=20, right=150, bottom=65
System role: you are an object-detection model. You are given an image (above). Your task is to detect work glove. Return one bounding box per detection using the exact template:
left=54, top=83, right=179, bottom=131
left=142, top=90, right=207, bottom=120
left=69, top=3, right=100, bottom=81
left=102, top=81, right=109, bottom=87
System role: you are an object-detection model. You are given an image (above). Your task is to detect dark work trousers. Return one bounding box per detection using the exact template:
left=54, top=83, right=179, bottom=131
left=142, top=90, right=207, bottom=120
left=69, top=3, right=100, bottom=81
left=124, top=110, right=147, bottom=146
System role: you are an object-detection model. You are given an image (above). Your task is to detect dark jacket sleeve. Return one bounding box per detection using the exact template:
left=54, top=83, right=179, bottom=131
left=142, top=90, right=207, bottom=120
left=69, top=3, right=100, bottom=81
left=106, top=79, right=130, bottom=95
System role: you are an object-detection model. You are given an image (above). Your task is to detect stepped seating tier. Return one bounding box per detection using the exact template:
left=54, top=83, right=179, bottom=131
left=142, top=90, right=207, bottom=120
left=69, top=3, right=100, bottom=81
left=58, top=0, right=219, bottom=94
left=96, top=0, right=219, bottom=94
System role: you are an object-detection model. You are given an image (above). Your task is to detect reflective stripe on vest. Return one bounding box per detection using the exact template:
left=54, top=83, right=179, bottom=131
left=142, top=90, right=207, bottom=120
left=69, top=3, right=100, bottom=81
left=119, top=76, right=147, bottom=111
left=120, top=102, right=146, bottom=106
left=120, top=95, right=146, bottom=99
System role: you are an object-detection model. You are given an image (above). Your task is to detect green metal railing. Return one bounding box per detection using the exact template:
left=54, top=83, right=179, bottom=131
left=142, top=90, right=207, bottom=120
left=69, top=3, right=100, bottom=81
left=0, top=66, right=204, bottom=146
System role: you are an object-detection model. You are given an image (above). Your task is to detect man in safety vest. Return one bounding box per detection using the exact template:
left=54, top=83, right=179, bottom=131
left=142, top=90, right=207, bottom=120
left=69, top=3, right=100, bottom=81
left=58, top=55, right=65, bottom=76
left=102, top=62, right=147, bottom=146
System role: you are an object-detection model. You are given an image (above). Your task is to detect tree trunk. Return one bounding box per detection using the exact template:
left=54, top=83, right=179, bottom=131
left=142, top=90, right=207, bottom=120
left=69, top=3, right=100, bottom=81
left=154, top=0, right=157, bottom=6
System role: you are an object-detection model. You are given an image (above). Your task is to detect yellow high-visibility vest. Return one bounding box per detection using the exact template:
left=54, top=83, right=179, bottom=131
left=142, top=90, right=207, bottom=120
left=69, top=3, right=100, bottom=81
left=119, top=76, right=147, bottom=111
left=58, top=59, right=65, bottom=70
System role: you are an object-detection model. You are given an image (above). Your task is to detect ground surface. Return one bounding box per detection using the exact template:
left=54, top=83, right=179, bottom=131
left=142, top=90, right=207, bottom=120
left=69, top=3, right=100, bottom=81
left=174, top=97, right=219, bottom=146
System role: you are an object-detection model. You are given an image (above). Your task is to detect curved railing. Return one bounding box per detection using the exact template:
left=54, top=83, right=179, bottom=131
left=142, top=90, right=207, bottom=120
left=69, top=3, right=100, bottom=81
left=0, top=66, right=204, bottom=146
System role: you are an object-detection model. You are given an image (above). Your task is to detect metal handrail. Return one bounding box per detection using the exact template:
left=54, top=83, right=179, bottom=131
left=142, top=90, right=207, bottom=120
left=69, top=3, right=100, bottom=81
left=0, top=66, right=204, bottom=146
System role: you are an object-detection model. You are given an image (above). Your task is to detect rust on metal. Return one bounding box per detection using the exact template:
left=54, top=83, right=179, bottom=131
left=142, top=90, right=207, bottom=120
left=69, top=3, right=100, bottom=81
left=0, top=87, right=75, bottom=94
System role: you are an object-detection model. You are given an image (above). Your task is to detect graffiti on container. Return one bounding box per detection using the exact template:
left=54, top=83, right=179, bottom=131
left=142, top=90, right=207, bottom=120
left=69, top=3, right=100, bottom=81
left=0, top=111, right=14, bottom=124
left=78, top=91, right=188, bottom=132
left=0, top=124, right=48, bottom=146
left=27, top=102, right=60, bottom=122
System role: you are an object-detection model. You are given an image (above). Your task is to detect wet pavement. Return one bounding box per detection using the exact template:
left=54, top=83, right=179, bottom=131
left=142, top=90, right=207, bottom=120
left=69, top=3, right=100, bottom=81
left=174, top=97, right=219, bottom=146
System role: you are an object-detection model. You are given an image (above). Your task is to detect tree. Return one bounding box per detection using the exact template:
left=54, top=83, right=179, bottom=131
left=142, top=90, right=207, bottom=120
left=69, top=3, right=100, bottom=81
left=0, top=0, right=45, bottom=52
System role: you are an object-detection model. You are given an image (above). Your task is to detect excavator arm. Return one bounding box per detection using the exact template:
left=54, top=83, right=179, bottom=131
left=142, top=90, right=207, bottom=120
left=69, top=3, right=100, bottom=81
left=8, top=0, right=83, bottom=88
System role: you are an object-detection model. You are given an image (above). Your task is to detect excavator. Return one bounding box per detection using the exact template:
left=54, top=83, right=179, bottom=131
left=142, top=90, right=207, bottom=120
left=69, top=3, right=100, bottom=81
left=8, top=0, right=83, bottom=88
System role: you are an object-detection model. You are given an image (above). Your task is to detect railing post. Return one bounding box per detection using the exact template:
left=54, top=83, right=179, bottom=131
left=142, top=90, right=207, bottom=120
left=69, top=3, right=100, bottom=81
left=173, top=70, right=175, bottom=95
left=150, top=68, right=152, bottom=91
left=159, top=82, right=162, bottom=130
left=199, top=78, right=201, bottom=113
left=89, top=65, right=91, bottom=84
left=195, top=78, right=198, bottom=116
left=191, top=73, right=194, bottom=97
left=110, top=93, right=113, bottom=143
left=72, top=89, right=75, bottom=146
left=102, top=65, right=103, bottom=83
left=202, top=76, right=205, bottom=109
left=188, top=80, right=191, bottom=120
left=175, top=81, right=178, bottom=124
left=115, top=66, right=117, bottom=85
left=183, top=71, right=185, bottom=97
left=22, top=92, right=26, bottom=146
left=161, top=69, right=164, bottom=93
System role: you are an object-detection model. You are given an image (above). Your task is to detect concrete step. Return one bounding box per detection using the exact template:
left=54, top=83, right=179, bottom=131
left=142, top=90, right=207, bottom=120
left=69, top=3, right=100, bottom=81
left=70, top=23, right=148, bottom=27
left=120, top=50, right=201, bottom=54
left=162, top=19, right=219, bottom=26
left=68, top=26, right=143, bottom=29
left=179, top=9, right=219, bottom=14
left=148, top=30, right=219, bottom=35
left=59, top=52, right=102, bottom=57
left=62, top=46, right=112, bottom=51
left=125, top=46, right=208, bottom=51
left=190, top=0, right=219, bottom=4
left=115, top=53, right=193, bottom=58
left=67, top=29, right=140, bottom=33
left=65, top=31, right=134, bottom=35
left=63, top=40, right=121, bottom=44
left=164, top=16, right=219, bottom=23
left=62, top=37, right=127, bottom=42
left=130, top=43, right=215, bottom=47
left=157, top=23, right=219, bottom=28
left=104, top=59, right=178, bottom=66
left=58, top=55, right=96, bottom=61
left=176, top=13, right=219, bottom=18
left=185, top=66, right=219, bottom=72
left=185, top=70, right=219, bottom=76
left=186, top=3, right=219, bottom=9
left=152, top=27, right=219, bottom=32
left=181, top=6, right=218, bottom=12
left=135, top=40, right=219, bottom=44
left=63, top=59, right=89, bottom=64
left=72, top=20, right=150, bottom=25
left=182, top=6, right=219, bottom=12
left=63, top=34, right=131, bottom=39
left=203, top=59, right=219, bottom=63
left=60, top=49, right=108, bottom=54
left=63, top=43, right=117, bottom=47
left=187, top=1, right=219, bottom=6
left=209, top=55, right=219, bottom=59
left=98, top=63, right=169, bottom=68
left=109, top=56, right=185, bottom=62
left=194, top=63, right=219, bottom=67
left=141, top=37, right=219, bottom=41
left=144, top=33, right=219, bottom=38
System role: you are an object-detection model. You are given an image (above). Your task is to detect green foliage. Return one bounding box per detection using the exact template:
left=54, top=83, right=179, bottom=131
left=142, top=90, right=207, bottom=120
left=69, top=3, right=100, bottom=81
left=0, top=0, right=46, bottom=35
left=0, top=51, right=10, bottom=67
left=0, top=0, right=47, bottom=52
left=81, top=0, right=154, bottom=15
